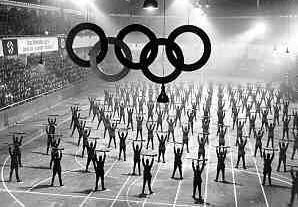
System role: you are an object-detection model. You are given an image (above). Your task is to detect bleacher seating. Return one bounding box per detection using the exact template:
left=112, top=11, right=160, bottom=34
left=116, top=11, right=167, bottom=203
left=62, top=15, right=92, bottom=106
left=0, top=49, right=89, bottom=109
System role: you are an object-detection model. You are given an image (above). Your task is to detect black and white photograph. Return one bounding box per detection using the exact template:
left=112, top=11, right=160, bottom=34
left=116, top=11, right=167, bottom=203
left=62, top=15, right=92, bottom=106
left=0, top=0, right=297, bottom=206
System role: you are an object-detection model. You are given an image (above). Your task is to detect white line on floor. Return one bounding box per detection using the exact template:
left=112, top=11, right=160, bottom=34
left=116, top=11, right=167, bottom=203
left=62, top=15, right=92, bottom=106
left=247, top=138, right=270, bottom=207
left=227, top=127, right=238, bottom=207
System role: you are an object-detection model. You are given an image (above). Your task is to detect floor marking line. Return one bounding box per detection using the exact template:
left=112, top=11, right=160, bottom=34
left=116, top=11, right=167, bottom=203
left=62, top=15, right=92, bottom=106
left=246, top=127, right=269, bottom=207
left=173, top=161, right=187, bottom=207
left=227, top=127, right=238, bottom=207
left=110, top=176, right=131, bottom=207
left=27, top=167, right=82, bottom=192
left=1, top=98, right=75, bottom=207
left=203, top=140, right=211, bottom=207
left=0, top=188, right=195, bottom=207
left=142, top=161, right=163, bottom=207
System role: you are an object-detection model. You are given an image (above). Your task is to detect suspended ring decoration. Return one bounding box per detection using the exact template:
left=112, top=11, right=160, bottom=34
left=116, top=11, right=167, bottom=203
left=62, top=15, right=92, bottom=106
left=66, top=22, right=211, bottom=83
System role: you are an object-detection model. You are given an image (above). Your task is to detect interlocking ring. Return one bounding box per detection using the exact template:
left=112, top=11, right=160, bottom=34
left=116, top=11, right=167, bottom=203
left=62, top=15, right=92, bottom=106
left=167, top=25, right=211, bottom=72
left=66, top=23, right=108, bottom=68
left=140, top=38, right=183, bottom=84
left=115, top=24, right=158, bottom=70
left=90, top=37, right=131, bottom=82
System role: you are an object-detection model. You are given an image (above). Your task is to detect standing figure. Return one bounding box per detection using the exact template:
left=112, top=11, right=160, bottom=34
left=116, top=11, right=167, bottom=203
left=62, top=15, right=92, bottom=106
left=156, top=110, right=163, bottom=131
left=182, top=124, right=190, bottom=153
left=261, top=109, right=269, bottom=130
left=267, top=123, right=276, bottom=147
left=157, top=133, right=167, bottom=163
left=108, top=123, right=118, bottom=149
left=249, top=114, right=256, bottom=138
left=198, top=135, right=207, bottom=160
left=51, top=150, right=63, bottom=186
left=13, top=135, right=23, bottom=167
left=192, top=160, right=206, bottom=202
left=119, top=103, right=126, bottom=124
left=103, top=114, right=112, bottom=139
left=187, top=111, right=195, bottom=135
left=215, top=147, right=227, bottom=182
left=254, top=129, right=264, bottom=157
left=235, top=137, right=247, bottom=169
left=86, top=141, right=97, bottom=172
left=218, top=126, right=227, bottom=146
left=171, top=145, right=184, bottom=179
left=273, top=104, right=280, bottom=125
left=95, top=152, right=106, bottom=191
left=262, top=150, right=274, bottom=186
left=175, top=106, right=182, bottom=127
left=46, top=118, right=56, bottom=154
left=291, top=130, right=298, bottom=160
left=282, top=116, right=291, bottom=140
left=118, top=131, right=128, bottom=161
left=277, top=141, right=288, bottom=172
left=82, top=129, right=91, bottom=157
left=8, top=146, right=20, bottom=182
left=146, top=122, right=155, bottom=150
left=136, top=115, right=144, bottom=140
left=141, top=156, right=154, bottom=195
left=127, top=108, right=134, bottom=130
left=50, top=138, right=61, bottom=169
left=167, top=117, right=175, bottom=142
left=132, top=141, right=143, bottom=175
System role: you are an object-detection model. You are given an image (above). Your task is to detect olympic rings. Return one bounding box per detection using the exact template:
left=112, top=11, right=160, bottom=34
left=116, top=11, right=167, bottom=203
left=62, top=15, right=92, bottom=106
left=66, top=23, right=108, bottom=68
left=140, top=38, right=183, bottom=84
left=89, top=37, right=131, bottom=82
left=115, top=24, right=158, bottom=70
left=66, top=22, right=212, bottom=84
left=167, top=25, right=211, bottom=72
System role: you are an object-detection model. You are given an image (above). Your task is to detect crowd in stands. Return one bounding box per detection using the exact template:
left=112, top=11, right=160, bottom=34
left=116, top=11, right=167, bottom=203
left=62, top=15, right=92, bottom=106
left=0, top=50, right=89, bottom=109
left=0, top=2, right=89, bottom=109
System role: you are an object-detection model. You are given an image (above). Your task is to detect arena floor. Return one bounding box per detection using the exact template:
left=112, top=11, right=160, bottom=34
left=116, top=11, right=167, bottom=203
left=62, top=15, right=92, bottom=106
left=0, top=80, right=297, bottom=207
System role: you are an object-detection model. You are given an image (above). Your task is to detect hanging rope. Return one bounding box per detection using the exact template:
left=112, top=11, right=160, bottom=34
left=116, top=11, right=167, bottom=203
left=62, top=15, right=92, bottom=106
left=162, top=0, right=166, bottom=79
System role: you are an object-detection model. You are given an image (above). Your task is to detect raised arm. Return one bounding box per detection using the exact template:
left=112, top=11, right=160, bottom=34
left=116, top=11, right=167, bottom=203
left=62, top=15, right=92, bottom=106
left=243, top=139, right=247, bottom=147
left=201, top=160, right=206, bottom=172
left=271, top=152, right=275, bottom=161
left=156, top=133, right=160, bottom=142
left=94, top=140, right=97, bottom=149
left=132, top=142, right=135, bottom=151
left=290, top=168, right=295, bottom=179
left=150, top=157, right=154, bottom=167
left=192, top=160, right=195, bottom=172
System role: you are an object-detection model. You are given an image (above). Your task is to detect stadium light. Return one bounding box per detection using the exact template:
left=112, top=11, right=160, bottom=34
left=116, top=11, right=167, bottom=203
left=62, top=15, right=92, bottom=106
left=143, top=0, right=158, bottom=10
left=253, top=22, right=266, bottom=34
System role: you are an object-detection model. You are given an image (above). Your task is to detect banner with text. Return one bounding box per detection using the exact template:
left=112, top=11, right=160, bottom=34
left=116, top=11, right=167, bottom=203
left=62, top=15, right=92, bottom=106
left=18, top=37, right=59, bottom=55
